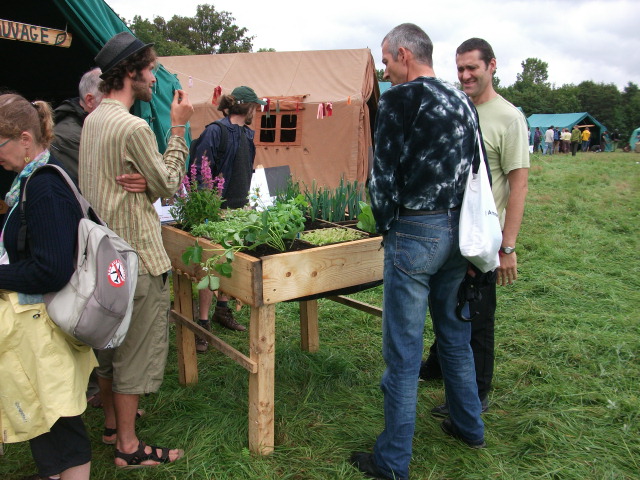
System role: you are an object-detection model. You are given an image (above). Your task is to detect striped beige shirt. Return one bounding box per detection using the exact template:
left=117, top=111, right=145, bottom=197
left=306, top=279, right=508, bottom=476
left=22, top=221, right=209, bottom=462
left=79, top=99, right=187, bottom=276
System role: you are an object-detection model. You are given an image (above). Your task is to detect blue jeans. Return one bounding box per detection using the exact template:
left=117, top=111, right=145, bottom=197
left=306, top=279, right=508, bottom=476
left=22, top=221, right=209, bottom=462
left=373, top=212, right=484, bottom=479
left=545, top=141, right=553, bottom=155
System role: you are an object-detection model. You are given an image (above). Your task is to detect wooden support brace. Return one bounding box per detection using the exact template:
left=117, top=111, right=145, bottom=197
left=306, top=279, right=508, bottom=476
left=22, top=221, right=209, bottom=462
left=248, top=304, right=276, bottom=455
left=326, top=295, right=382, bottom=318
left=172, top=273, right=198, bottom=385
left=170, top=310, right=257, bottom=373
left=299, top=300, right=320, bottom=352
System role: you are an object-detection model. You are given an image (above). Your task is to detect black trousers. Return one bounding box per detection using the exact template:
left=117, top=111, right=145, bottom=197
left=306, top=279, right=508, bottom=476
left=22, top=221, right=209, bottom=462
left=29, top=415, right=91, bottom=477
left=571, top=141, right=580, bottom=156
left=424, top=269, right=497, bottom=400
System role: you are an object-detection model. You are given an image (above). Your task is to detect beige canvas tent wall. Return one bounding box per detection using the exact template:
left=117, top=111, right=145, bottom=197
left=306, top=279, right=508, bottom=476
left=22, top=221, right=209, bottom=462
left=159, top=49, right=380, bottom=188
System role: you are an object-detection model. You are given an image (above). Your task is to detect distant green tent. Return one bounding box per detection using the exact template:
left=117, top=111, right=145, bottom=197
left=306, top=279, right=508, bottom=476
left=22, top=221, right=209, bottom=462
left=527, top=113, right=606, bottom=149
left=379, top=81, right=392, bottom=94
left=1, top=0, right=187, bottom=152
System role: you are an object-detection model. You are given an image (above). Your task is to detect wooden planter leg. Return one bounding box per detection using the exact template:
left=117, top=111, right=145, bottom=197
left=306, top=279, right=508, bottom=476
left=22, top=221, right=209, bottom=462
left=173, top=273, right=198, bottom=385
left=299, top=300, right=319, bottom=352
left=248, top=304, right=276, bottom=455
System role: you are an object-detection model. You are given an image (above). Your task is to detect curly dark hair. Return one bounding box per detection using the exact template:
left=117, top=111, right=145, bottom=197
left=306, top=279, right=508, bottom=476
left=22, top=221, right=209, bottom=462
left=217, top=95, right=254, bottom=117
left=99, top=46, right=157, bottom=94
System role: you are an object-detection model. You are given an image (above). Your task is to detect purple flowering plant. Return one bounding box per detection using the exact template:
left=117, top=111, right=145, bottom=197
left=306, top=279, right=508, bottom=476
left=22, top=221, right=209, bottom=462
left=170, top=153, right=225, bottom=230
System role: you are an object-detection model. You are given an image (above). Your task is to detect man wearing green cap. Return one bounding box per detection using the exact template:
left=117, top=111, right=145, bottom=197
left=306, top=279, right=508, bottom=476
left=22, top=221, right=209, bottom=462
left=192, top=86, right=266, bottom=346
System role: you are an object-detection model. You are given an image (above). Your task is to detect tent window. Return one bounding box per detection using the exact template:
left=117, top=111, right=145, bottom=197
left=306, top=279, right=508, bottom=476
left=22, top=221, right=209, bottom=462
left=280, top=114, right=297, bottom=142
left=260, top=115, right=277, bottom=143
left=256, top=113, right=301, bottom=146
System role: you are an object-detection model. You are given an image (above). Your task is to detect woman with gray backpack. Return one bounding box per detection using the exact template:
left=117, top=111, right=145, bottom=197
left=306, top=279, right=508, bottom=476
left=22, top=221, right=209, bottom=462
left=0, top=93, right=94, bottom=480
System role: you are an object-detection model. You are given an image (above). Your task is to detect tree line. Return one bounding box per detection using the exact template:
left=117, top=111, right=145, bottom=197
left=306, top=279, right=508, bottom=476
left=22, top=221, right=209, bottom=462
left=497, top=58, right=640, bottom=142
left=127, top=5, right=639, bottom=141
left=127, top=4, right=254, bottom=56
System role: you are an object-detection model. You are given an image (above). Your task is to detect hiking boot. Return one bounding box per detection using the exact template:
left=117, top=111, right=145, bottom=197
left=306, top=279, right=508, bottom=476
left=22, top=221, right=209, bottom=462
left=212, top=305, right=246, bottom=331
left=195, top=320, right=210, bottom=353
left=431, top=397, right=489, bottom=418
left=440, top=417, right=486, bottom=449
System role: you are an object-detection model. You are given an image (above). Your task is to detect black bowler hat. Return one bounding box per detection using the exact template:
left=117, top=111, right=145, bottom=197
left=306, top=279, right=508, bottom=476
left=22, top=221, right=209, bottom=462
left=95, top=32, right=154, bottom=79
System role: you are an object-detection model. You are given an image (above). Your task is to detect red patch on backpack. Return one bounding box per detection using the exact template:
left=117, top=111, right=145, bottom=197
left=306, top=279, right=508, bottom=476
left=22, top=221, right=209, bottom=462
left=108, top=259, right=127, bottom=288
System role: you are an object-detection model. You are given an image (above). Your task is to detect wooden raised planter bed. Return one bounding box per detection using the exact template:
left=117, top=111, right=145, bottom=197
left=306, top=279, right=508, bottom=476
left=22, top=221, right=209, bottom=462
left=161, top=224, right=383, bottom=455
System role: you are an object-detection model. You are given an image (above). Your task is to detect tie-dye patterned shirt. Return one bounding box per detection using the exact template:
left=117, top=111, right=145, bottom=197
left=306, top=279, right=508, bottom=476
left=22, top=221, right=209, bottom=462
left=369, top=76, right=480, bottom=233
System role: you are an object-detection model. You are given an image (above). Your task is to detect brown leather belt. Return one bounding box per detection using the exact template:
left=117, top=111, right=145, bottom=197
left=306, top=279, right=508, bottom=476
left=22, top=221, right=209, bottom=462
left=399, top=206, right=460, bottom=216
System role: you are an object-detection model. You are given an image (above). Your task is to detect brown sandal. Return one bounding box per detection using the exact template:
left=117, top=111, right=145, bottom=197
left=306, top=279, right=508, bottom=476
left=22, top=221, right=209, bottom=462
left=115, top=440, right=184, bottom=468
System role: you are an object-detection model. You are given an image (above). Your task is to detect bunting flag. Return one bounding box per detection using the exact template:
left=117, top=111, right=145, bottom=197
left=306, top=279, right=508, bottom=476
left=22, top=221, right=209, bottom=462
left=265, top=98, right=271, bottom=118
left=276, top=100, right=280, bottom=114
left=317, top=103, right=324, bottom=119
left=325, top=102, right=333, bottom=117
left=212, top=85, right=222, bottom=104
left=188, top=76, right=193, bottom=88
left=347, top=96, right=351, bottom=105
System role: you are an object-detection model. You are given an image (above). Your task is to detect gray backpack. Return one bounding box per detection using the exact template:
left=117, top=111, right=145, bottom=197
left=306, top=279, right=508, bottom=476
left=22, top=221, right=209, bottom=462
left=19, top=164, right=138, bottom=349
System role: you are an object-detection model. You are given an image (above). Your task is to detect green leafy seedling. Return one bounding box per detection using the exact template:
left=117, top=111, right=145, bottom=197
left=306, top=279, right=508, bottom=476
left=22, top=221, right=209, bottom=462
left=182, top=242, right=203, bottom=265
left=356, top=201, right=376, bottom=234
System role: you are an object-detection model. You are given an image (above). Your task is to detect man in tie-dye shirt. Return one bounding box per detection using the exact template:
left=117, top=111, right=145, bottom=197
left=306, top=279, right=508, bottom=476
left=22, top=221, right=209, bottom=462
left=350, top=23, right=485, bottom=480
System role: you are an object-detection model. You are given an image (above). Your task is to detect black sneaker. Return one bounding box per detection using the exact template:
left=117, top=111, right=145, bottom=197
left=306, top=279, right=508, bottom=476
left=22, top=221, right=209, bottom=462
left=431, top=397, right=489, bottom=418
left=349, top=452, right=397, bottom=480
left=440, top=418, right=486, bottom=449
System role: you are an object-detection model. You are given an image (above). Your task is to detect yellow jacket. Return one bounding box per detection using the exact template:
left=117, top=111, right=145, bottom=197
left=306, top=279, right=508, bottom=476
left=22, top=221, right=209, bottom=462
left=0, top=292, right=96, bottom=443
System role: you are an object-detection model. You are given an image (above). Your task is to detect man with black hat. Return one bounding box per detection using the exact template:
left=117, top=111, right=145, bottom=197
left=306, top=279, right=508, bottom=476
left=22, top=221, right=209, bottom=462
left=79, top=31, right=193, bottom=468
left=191, top=86, right=266, bottom=347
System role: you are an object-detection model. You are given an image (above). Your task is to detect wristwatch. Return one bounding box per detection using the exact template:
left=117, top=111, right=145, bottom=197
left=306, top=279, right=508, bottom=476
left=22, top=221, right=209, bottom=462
left=500, top=246, right=516, bottom=254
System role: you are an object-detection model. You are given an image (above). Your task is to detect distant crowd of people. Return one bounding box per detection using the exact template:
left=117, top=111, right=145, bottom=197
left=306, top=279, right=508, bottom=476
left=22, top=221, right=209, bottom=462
left=531, top=125, right=625, bottom=155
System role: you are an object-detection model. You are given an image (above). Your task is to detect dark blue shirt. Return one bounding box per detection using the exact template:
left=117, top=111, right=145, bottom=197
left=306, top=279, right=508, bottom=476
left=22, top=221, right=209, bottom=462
left=192, top=116, right=256, bottom=198
left=0, top=158, right=82, bottom=294
left=369, top=77, right=480, bottom=233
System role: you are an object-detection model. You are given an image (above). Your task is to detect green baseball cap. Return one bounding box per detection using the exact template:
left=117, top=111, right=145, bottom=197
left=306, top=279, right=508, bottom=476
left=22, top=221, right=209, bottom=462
left=231, top=86, right=267, bottom=105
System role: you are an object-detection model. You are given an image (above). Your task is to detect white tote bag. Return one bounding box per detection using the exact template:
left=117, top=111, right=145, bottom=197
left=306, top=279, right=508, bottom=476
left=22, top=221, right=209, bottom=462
left=459, top=134, right=502, bottom=273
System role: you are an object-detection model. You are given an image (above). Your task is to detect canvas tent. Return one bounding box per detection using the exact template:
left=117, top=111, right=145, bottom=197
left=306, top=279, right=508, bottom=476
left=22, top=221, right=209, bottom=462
left=527, top=113, right=607, bottom=149
left=1, top=1, right=184, bottom=153
left=159, top=49, right=380, bottom=188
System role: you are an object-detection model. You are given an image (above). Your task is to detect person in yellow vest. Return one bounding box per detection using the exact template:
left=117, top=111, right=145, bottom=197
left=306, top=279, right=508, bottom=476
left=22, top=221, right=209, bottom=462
left=581, top=127, right=591, bottom=152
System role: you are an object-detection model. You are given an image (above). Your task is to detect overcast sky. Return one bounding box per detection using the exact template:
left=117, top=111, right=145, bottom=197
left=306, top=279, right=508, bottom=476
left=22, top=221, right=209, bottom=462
left=106, top=0, right=638, bottom=90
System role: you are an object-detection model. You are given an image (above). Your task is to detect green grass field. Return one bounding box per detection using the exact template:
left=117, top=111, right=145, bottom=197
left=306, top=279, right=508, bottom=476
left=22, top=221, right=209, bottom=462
left=2, top=151, right=639, bottom=479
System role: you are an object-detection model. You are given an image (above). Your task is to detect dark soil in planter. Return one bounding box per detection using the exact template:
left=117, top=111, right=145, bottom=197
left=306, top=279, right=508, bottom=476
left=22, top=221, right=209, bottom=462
left=303, top=218, right=339, bottom=230
left=305, top=219, right=381, bottom=237
left=332, top=220, right=358, bottom=227
left=245, top=239, right=315, bottom=258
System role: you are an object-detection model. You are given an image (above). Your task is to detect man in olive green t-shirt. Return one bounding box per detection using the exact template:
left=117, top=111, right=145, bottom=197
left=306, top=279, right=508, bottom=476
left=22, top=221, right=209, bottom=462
left=421, top=38, right=530, bottom=416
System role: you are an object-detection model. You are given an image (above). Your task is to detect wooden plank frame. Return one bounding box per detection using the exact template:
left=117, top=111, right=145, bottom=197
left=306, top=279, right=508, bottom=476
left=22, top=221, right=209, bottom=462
left=163, top=224, right=383, bottom=455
